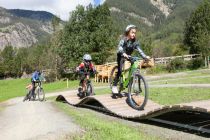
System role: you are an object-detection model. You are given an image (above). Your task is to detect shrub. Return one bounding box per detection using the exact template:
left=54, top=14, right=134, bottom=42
left=45, top=71, right=57, bottom=82
left=166, top=58, right=186, bottom=72
left=146, top=65, right=167, bottom=74
left=187, top=57, right=204, bottom=70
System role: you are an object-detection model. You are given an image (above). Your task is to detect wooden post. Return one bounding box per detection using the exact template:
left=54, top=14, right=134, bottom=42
left=205, top=56, right=207, bottom=68
left=67, top=78, right=69, bottom=88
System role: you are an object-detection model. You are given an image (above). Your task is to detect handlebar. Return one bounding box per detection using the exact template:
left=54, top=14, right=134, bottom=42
left=77, top=70, right=97, bottom=75
left=125, top=55, right=151, bottom=62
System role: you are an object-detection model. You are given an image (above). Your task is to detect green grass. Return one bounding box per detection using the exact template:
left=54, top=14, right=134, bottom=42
left=150, top=76, right=210, bottom=85
left=94, top=87, right=210, bottom=105
left=0, top=78, right=107, bottom=102
left=1, top=69, right=210, bottom=102
left=148, top=69, right=210, bottom=84
left=55, top=101, right=162, bottom=140
left=0, top=78, right=70, bottom=102
left=149, top=88, right=210, bottom=105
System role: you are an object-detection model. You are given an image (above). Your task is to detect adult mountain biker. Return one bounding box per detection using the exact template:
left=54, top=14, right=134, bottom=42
left=76, top=54, right=96, bottom=97
left=31, top=70, right=41, bottom=99
left=112, top=24, right=150, bottom=97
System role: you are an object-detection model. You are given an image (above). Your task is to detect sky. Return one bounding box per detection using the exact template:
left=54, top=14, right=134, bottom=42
left=0, top=0, right=105, bottom=20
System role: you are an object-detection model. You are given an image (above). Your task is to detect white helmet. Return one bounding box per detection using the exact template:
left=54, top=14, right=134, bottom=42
left=125, top=24, right=137, bottom=32
left=83, top=54, right=92, bottom=61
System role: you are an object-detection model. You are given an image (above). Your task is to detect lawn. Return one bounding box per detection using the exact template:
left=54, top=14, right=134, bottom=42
left=1, top=69, right=210, bottom=102
left=149, top=76, right=210, bottom=85
left=0, top=78, right=107, bottom=102
left=148, top=69, right=210, bottom=84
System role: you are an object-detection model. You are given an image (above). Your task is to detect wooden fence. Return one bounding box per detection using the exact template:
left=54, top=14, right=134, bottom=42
left=154, top=54, right=201, bottom=65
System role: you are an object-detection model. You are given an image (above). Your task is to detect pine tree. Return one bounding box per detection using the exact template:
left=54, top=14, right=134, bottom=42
left=184, top=0, right=210, bottom=57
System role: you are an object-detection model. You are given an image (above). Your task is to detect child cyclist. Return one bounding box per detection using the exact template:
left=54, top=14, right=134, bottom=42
left=76, top=54, right=96, bottom=98
left=112, top=24, right=150, bottom=97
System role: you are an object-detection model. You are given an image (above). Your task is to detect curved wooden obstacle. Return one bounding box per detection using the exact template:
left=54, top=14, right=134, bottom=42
left=56, top=93, right=210, bottom=120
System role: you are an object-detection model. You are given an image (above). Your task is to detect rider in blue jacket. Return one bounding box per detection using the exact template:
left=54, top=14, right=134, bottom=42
left=31, top=70, right=41, bottom=99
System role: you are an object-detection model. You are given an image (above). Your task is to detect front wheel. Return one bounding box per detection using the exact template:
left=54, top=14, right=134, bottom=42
left=86, top=82, right=94, bottom=96
left=128, top=73, right=148, bottom=110
left=37, top=87, right=45, bottom=101
left=23, top=91, right=30, bottom=102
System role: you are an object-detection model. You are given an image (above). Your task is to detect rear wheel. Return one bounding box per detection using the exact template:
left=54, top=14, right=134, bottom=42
left=38, top=87, right=45, bottom=101
left=86, top=82, right=94, bottom=96
left=128, top=73, right=148, bottom=110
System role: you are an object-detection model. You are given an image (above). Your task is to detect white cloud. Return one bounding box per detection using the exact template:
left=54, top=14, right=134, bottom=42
left=0, top=0, right=106, bottom=20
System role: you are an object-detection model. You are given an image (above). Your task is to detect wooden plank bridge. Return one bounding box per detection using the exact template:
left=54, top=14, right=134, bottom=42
left=56, top=93, right=210, bottom=134
left=56, top=93, right=210, bottom=119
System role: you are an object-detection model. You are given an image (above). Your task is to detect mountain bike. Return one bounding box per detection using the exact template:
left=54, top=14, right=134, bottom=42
left=23, top=81, right=45, bottom=102
left=109, top=56, right=149, bottom=110
left=77, top=71, right=94, bottom=98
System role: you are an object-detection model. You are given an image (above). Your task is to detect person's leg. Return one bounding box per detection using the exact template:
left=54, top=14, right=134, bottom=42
left=31, top=81, right=35, bottom=99
left=112, top=54, right=124, bottom=93
left=78, top=75, right=84, bottom=92
left=78, top=74, right=85, bottom=97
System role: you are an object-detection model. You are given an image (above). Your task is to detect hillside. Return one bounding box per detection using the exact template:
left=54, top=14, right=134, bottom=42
left=0, top=1, right=203, bottom=52
left=0, top=7, right=56, bottom=49
left=106, top=0, right=202, bottom=43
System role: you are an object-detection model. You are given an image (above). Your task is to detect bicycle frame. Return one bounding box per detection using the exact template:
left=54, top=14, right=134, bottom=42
left=34, top=81, right=42, bottom=89
left=121, top=58, right=140, bottom=90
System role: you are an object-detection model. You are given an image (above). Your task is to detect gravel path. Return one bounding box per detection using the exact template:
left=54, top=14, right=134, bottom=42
left=0, top=91, right=80, bottom=140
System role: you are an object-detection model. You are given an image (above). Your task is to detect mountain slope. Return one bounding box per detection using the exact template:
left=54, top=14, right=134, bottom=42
left=106, top=0, right=202, bottom=40
left=8, top=9, right=54, bottom=21
left=0, top=7, right=56, bottom=49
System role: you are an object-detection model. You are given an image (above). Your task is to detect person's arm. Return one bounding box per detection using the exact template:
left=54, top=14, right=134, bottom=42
left=32, top=73, right=36, bottom=81
left=90, top=63, right=96, bottom=74
left=117, top=39, right=129, bottom=58
left=76, top=63, right=84, bottom=71
left=135, top=42, right=147, bottom=59
left=117, top=39, right=125, bottom=55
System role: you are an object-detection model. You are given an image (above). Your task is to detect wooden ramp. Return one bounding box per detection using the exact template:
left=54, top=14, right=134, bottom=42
left=56, top=93, right=210, bottom=120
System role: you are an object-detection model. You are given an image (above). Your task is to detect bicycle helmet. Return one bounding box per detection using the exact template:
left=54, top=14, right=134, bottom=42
left=83, top=54, right=92, bottom=61
left=125, top=24, right=137, bottom=35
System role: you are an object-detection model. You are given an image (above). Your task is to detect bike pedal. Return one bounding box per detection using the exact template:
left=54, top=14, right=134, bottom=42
left=111, top=94, right=117, bottom=99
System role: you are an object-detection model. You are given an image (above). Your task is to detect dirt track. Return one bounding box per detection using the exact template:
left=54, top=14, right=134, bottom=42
left=0, top=93, right=80, bottom=140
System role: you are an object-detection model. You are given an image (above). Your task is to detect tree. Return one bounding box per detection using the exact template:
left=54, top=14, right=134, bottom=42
left=184, top=0, right=210, bottom=57
left=1, top=46, right=18, bottom=77
left=59, top=4, right=115, bottom=69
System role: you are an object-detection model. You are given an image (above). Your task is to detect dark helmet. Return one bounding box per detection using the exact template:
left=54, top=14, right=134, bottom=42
left=83, top=54, right=92, bottom=62
left=125, top=24, right=137, bottom=35
left=36, top=69, right=41, bottom=75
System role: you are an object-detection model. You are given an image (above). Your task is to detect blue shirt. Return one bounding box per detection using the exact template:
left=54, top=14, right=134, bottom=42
left=32, top=71, right=40, bottom=81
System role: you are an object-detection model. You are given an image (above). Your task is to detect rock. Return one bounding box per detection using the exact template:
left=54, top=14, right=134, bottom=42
left=0, top=23, right=37, bottom=49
